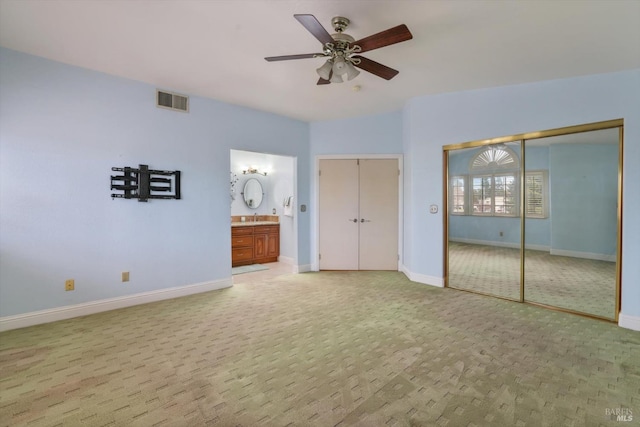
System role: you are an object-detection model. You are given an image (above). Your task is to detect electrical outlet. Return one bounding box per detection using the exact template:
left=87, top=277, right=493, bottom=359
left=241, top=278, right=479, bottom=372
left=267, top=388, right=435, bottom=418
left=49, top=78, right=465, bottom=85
left=122, top=272, right=130, bottom=282
left=65, top=279, right=75, bottom=291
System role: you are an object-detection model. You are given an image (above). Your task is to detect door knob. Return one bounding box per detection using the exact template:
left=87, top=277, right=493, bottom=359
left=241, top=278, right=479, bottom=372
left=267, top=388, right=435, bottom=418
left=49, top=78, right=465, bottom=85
left=360, top=219, right=371, bottom=223
left=350, top=218, right=358, bottom=223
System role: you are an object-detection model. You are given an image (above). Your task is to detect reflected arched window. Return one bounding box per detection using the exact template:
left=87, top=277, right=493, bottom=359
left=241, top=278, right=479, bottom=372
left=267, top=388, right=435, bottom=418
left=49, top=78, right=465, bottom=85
left=471, top=146, right=519, bottom=170
left=469, top=145, right=519, bottom=216
left=449, top=144, right=547, bottom=218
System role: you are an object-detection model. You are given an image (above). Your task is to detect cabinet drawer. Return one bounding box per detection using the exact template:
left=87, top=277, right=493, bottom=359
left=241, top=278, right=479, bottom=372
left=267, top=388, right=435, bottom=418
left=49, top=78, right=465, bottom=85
left=232, top=236, right=253, bottom=248
left=232, top=226, right=254, bottom=236
left=254, top=225, right=279, bottom=234
left=232, top=248, right=253, bottom=262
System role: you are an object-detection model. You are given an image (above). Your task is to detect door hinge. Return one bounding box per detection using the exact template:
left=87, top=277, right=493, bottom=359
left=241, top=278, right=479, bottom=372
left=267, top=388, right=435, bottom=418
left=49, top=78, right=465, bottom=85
left=319, top=170, right=321, bottom=176
left=319, top=253, right=322, bottom=260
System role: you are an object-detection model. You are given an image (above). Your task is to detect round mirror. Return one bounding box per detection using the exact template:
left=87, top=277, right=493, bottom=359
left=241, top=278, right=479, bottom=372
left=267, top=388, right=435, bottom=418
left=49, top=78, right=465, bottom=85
left=243, top=178, right=263, bottom=209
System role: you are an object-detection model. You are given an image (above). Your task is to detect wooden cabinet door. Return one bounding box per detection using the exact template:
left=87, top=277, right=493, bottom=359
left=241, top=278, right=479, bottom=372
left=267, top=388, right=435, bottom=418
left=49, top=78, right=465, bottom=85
left=254, top=234, right=267, bottom=259
left=267, top=231, right=279, bottom=258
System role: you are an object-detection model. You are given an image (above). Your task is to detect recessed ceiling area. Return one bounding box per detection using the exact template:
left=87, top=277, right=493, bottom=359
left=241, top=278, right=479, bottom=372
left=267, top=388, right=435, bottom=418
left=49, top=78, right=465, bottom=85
left=1, top=0, right=638, bottom=122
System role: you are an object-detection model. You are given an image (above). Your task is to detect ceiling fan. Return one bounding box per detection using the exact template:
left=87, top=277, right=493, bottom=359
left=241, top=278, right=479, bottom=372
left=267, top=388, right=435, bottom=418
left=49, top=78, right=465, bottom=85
left=265, top=14, right=413, bottom=85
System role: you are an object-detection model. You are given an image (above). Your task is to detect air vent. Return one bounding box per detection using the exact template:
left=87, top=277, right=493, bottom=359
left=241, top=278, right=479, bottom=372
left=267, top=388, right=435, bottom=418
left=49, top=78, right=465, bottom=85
left=156, top=89, right=189, bottom=112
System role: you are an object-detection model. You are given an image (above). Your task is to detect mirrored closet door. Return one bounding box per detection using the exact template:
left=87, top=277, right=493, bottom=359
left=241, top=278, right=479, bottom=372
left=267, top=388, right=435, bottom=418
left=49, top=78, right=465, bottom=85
left=523, top=127, right=620, bottom=319
left=445, top=120, right=622, bottom=321
left=446, top=142, right=522, bottom=301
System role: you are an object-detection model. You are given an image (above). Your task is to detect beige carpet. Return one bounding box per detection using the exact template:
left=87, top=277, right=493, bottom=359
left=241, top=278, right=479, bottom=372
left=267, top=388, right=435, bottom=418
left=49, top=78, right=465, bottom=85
left=1, top=270, right=638, bottom=426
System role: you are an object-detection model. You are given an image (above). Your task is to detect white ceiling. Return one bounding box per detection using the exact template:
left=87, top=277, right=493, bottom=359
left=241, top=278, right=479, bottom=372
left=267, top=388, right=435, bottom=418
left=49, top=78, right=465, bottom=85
left=1, top=0, right=639, bottom=122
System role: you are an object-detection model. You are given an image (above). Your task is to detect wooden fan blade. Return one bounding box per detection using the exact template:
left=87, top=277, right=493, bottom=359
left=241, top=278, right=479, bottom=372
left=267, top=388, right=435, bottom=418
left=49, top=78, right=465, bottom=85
left=265, top=53, right=325, bottom=62
left=351, top=24, right=413, bottom=53
left=352, top=56, right=399, bottom=80
left=294, top=14, right=334, bottom=46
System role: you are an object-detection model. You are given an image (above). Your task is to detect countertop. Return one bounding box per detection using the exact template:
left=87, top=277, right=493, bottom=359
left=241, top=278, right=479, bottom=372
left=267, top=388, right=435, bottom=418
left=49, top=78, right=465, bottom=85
left=231, top=221, right=280, bottom=227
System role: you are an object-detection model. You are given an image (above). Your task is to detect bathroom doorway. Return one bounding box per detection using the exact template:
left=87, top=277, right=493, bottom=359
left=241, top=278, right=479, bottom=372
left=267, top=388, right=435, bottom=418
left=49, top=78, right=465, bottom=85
left=230, top=149, right=298, bottom=273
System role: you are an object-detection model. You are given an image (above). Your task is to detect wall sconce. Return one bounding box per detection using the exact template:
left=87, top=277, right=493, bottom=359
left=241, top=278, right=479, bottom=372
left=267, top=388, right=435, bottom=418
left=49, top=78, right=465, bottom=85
left=243, top=167, right=267, bottom=176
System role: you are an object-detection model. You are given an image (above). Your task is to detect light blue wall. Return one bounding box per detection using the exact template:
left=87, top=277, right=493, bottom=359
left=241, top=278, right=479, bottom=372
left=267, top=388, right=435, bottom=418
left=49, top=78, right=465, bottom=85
left=449, top=215, right=521, bottom=244
left=549, top=143, right=618, bottom=256
left=404, top=69, right=640, bottom=317
left=310, top=111, right=403, bottom=155
left=309, top=111, right=403, bottom=266
left=0, top=48, right=309, bottom=317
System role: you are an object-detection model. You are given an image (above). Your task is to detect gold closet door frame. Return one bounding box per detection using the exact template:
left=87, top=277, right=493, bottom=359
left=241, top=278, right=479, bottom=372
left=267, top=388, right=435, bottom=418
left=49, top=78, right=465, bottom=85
left=442, top=119, right=623, bottom=322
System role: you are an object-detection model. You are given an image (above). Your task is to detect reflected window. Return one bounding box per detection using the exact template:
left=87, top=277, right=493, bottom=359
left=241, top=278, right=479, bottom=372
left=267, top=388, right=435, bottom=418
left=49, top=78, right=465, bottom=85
left=449, top=175, right=467, bottom=214
left=470, top=146, right=519, bottom=217
left=525, top=170, right=548, bottom=218
left=471, top=173, right=517, bottom=216
left=472, top=147, right=518, bottom=169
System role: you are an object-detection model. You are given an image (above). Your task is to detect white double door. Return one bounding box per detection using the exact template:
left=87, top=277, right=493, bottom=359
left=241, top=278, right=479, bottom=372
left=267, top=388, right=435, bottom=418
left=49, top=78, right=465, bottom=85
left=319, top=158, right=399, bottom=270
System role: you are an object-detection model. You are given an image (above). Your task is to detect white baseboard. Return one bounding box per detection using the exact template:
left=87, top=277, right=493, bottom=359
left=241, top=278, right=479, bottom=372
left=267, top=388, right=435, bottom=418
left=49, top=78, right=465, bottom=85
left=0, top=278, right=233, bottom=332
left=277, top=255, right=295, bottom=265
left=550, top=248, right=616, bottom=262
left=618, top=313, right=640, bottom=331
left=400, top=265, right=444, bottom=287
left=449, top=237, right=548, bottom=251
left=296, top=264, right=312, bottom=273
left=272, top=256, right=309, bottom=274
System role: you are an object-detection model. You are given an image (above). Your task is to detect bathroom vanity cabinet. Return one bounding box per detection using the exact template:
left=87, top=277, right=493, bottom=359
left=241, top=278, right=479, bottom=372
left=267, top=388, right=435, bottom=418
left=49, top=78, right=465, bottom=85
left=231, top=224, right=279, bottom=267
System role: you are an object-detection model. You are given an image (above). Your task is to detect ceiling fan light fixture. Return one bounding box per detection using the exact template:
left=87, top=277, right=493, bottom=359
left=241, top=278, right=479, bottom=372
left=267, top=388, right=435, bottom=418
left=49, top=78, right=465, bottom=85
left=316, top=59, right=333, bottom=80
left=332, top=57, right=348, bottom=75
left=345, top=61, right=360, bottom=81
left=330, top=72, right=343, bottom=83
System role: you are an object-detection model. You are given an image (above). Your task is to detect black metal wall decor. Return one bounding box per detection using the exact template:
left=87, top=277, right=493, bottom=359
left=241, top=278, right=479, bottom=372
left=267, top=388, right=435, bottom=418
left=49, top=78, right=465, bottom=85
left=111, top=164, right=181, bottom=202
